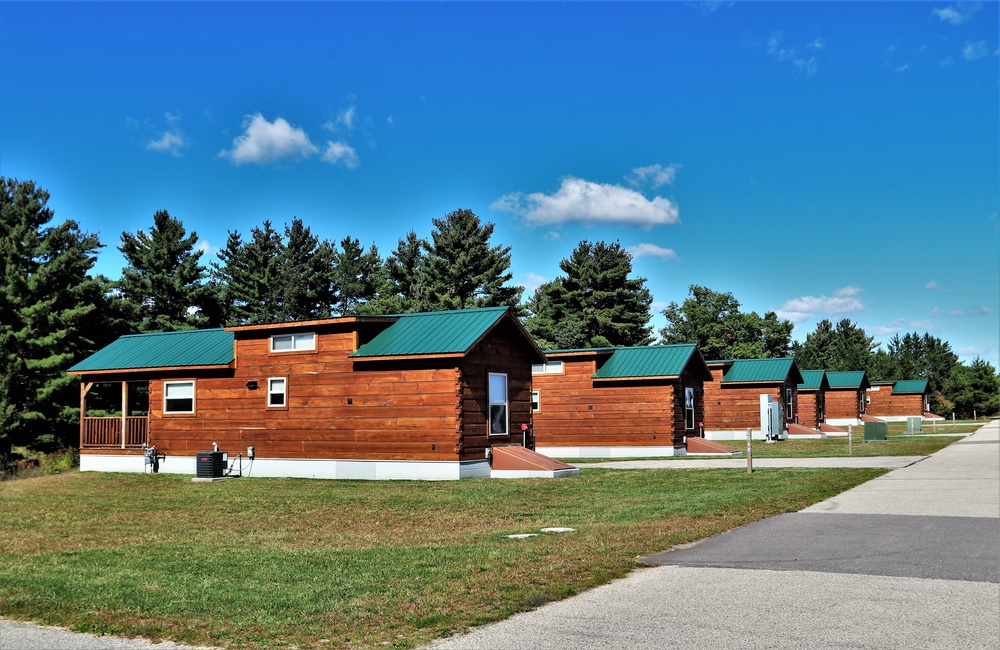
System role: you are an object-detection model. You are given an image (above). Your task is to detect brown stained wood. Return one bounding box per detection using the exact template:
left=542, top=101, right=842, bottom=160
left=826, top=389, right=863, bottom=420
left=866, top=389, right=924, bottom=418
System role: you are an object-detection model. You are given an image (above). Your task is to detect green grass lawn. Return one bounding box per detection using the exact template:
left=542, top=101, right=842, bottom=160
left=0, top=467, right=884, bottom=650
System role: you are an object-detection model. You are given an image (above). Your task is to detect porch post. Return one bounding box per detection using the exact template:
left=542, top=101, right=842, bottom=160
left=80, top=382, right=93, bottom=449
left=121, top=381, right=129, bottom=449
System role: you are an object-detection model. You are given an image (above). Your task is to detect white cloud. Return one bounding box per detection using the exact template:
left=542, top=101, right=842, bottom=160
left=925, top=280, right=940, bottom=290
left=196, top=240, right=220, bottom=257
left=543, top=231, right=561, bottom=241
left=220, top=114, right=318, bottom=165
left=776, top=286, right=865, bottom=322
left=931, top=305, right=991, bottom=317
left=767, top=32, right=818, bottom=77
left=321, top=141, right=360, bottom=168
left=324, top=106, right=357, bottom=132
left=626, top=243, right=679, bottom=261
left=492, top=177, right=680, bottom=228
left=147, top=130, right=186, bottom=156
left=958, top=345, right=991, bottom=356
left=807, top=38, right=825, bottom=50
left=627, top=164, right=680, bottom=189
left=524, top=272, right=547, bottom=293
left=962, top=40, right=989, bottom=60
left=933, top=3, right=981, bottom=25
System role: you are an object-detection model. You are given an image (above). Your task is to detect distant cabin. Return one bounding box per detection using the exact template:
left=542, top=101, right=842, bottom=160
left=531, top=344, right=713, bottom=457
left=866, top=379, right=930, bottom=421
left=68, top=307, right=554, bottom=480
left=824, top=370, right=871, bottom=425
left=796, top=370, right=830, bottom=429
left=702, top=358, right=804, bottom=440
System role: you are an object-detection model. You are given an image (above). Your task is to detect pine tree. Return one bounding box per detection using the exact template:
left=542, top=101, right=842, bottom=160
left=211, top=221, right=284, bottom=325
left=273, top=218, right=333, bottom=321
left=118, top=210, right=217, bottom=332
left=382, top=230, right=427, bottom=313
left=792, top=318, right=877, bottom=371
left=1, top=178, right=111, bottom=455
left=331, top=237, right=383, bottom=316
left=418, top=209, right=522, bottom=311
left=526, top=241, right=654, bottom=349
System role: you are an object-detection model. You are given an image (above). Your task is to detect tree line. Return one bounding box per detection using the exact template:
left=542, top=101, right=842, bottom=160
left=2, top=177, right=997, bottom=460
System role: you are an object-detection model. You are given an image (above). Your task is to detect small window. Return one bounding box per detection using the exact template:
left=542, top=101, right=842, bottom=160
left=164, top=381, right=194, bottom=414
left=786, top=388, right=793, bottom=419
left=531, top=390, right=540, bottom=413
left=270, top=332, right=315, bottom=352
left=531, top=361, right=564, bottom=375
left=268, top=377, right=287, bottom=407
left=684, top=387, right=696, bottom=430
left=488, top=373, right=508, bottom=436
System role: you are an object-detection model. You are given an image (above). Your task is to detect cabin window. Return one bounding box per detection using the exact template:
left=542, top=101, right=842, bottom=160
left=531, top=361, right=563, bottom=375
left=531, top=390, right=540, bottom=413
left=785, top=388, right=793, bottom=419
left=488, top=373, right=508, bottom=435
left=270, top=332, right=315, bottom=353
left=817, top=393, right=825, bottom=421
left=684, top=387, right=696, bottom=430
left=268, top=377, right=287, bottom=407
left=163, top=381, right=194, bottom=414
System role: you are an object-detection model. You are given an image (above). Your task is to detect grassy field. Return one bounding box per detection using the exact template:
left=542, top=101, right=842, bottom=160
left=0, top=467, right=886, bottom=650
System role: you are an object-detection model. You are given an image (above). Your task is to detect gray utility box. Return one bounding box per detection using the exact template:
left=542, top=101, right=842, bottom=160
left=196, top=451, right=225, bottom=478
left=907, top=416, right=922, bottom=434
left=864, top=422, right=888, bottom=442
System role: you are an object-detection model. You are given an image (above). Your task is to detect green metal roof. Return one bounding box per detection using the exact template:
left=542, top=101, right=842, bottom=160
left=892, top=379, right=929, bottom=394
left=68, top=329, right=235, bottom=372
left=825, top=370, right=869, bottom=389
left=721, top=358, right=803, bottom=384
left=351, top=307, right=525, bottom=359
left=592, top=344, right=709, bottom=380
left=798, top=369, right=829, bottom=391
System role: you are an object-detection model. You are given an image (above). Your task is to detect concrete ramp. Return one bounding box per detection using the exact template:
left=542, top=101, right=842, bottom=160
left=861, top=414, right=885, bottom=423
left=820, top=422, right=848, bottom=434
left=787, top=423, right=826, bottom=438
left=490, top=446, right=580, bottom=479
left=924, top=411, right=944, bottom=420
left=686, top=437, right=740, bottom=455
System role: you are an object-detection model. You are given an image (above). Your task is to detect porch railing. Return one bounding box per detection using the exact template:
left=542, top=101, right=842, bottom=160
left=81, top=416, right=148, bottom=448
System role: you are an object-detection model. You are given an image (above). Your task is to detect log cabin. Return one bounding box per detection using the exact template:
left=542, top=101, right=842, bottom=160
left=796, top=370, right=830, bottom=429
left=531, top=344, right=713, bottom=457
left=824, top=370, right=871, bottom=425
left=865, top=379, right=930, bottom=421
left=67, top=307, right=559, bottom=480
left=702, top=358, right=804, bottom=440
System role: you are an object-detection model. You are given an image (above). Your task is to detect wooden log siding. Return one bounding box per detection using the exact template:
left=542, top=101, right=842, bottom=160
left=866, top=388, right=925, bottom=418
left=797, top=391, right=824, bottom=429
left=458, top=318, right=536, bottom=459
left=702, top=367, right=797, bottom=431
left=531, top=355, right=701, bottom=448
left=825, top=388, right=863, bottom=420
left=146, top=327, right=464, bottom=461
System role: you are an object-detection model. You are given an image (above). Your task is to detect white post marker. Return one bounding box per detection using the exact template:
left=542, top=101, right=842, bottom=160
left=746, top=427, right=753, bottom=474
left=848, top=424, right=853, bottom=455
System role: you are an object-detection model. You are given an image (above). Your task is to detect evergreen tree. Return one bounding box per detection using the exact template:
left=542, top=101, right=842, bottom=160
left=526, top=241, right=654, bottom=349
left=885, top=332, right=958, bottom=392
left=211, top=221, right=284, bottom=325
left=380, top=230, right=427, bottom=313
left=792, top=318, right=877, bottom=371
left=118, top=210, right=217, bottom=332
left=418, top=209, right=522, bottom=311
left=1, top=178, right=111, bottom=455
left=791, top=319, right=836, bottom=370
left=331, top=237, right=383, bottom=316
left=946, top=358, right=1000, bottom=419
left=273, top=218, right=333, bottom=321
left=659, top=285, right=792, bottom=360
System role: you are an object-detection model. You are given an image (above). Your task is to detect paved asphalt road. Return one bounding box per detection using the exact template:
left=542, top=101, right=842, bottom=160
left=3, top=423, right=998, bottom=649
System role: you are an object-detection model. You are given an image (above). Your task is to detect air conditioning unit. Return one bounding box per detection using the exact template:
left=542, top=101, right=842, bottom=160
left=196, top=451, right=225, bottom=479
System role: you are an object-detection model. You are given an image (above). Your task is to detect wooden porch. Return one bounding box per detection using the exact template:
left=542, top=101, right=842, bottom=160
left=81, top=416, right=148, bottom=448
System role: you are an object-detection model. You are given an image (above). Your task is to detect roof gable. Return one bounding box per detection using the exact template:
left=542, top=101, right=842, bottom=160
left=350, top=307, right=543, bottom=361
left=721, top=358, right=803, bottom=385
left=591, top=344, right=712, bottom=381
left=892, top=379, right=929, bottom=394
left=68, top=329, right=235, bottom=373
left=798, top=369, right=830, bottom=391
left=826, top=370, right=870, bottom=389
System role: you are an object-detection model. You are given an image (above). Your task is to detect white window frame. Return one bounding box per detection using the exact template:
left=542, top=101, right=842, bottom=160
left=267, top=377, right=287, bottom=408
left=684, top=386, right=696, bottom=430
left=531, top=361, right=564, bottom=375
left=531, top=390, right=540, bottom=413
left=786, top=388, right=794, bottom=419
left=488, top=372, right=509, bottom=436
left=163, top=380, right=195, bottom=414
left=270, top=332, right=316, bottom=353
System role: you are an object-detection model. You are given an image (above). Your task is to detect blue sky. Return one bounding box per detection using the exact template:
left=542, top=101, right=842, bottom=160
left=2, top=1, right=997, bottom=367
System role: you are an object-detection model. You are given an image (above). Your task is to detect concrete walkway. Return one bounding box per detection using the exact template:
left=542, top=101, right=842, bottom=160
left=429, top=421, right=1000, bottom=649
